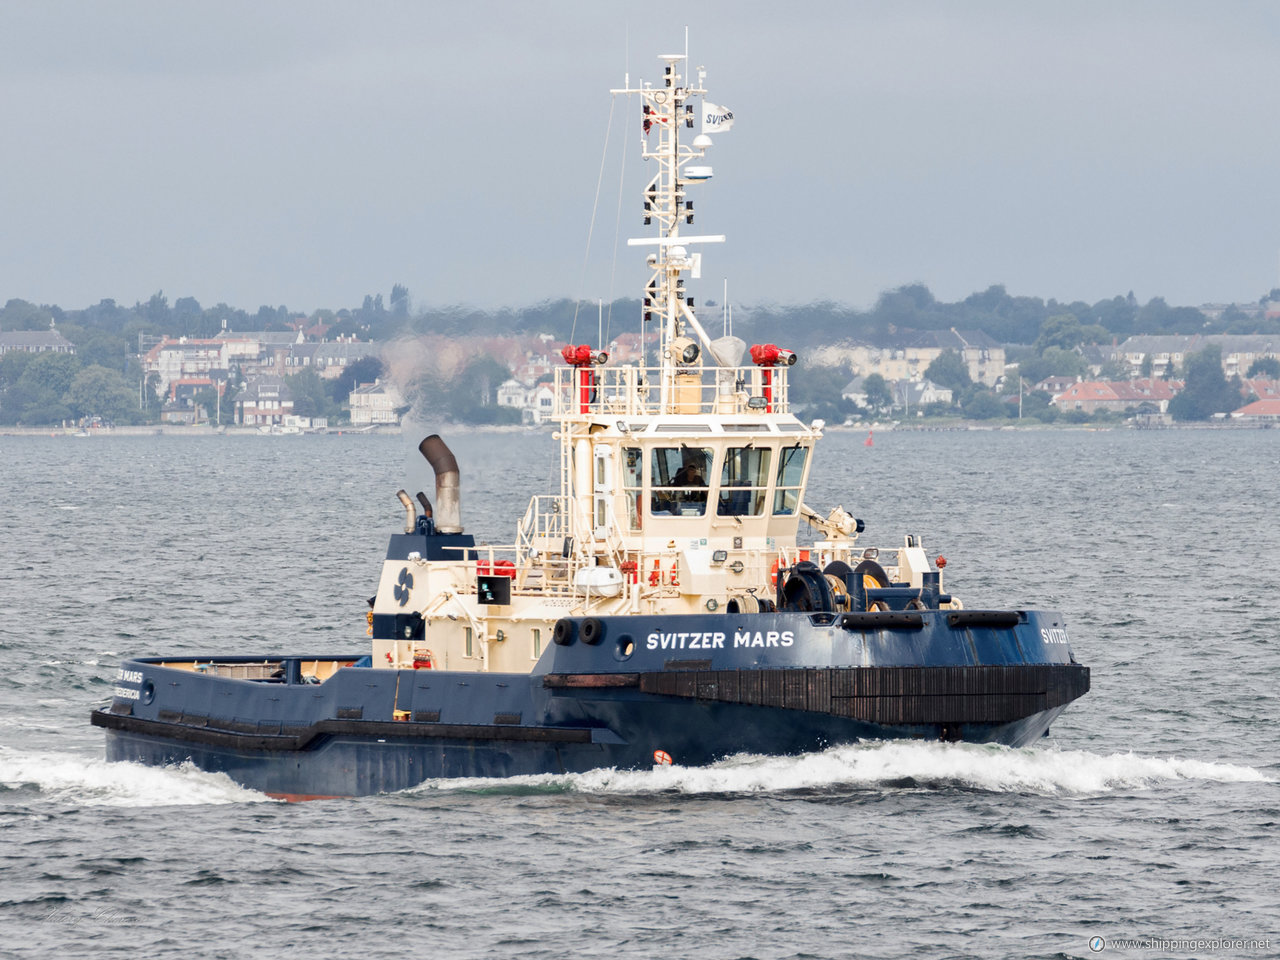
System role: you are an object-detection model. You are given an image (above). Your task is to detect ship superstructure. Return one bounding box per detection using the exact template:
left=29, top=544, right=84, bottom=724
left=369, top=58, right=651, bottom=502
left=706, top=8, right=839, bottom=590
left=372, top=54, right=896, bottom=675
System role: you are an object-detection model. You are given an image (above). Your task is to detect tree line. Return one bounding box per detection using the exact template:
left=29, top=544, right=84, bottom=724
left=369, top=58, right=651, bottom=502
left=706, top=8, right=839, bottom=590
left=4, top=282, right=1279, bottom=425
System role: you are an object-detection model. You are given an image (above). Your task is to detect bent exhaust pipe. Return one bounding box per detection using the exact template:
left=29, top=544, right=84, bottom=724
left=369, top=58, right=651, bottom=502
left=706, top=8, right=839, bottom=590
left=395, top=489, right=416, bottom=534
left=418, top=434, right=463, bottom=534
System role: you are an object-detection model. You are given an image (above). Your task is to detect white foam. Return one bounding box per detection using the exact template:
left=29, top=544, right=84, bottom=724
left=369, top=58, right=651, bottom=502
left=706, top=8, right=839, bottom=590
left=412, top=741, right=1274, bottom=798
left=0, top=747, right=274, bottom=807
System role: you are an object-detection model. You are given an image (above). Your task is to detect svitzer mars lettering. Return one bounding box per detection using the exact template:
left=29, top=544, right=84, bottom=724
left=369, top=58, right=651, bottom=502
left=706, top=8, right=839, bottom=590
left=643, top=629, right=795, bottom=650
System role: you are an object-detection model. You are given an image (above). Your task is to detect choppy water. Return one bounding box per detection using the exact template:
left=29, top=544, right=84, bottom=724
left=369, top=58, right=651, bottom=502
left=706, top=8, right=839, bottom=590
left=1, top=428, right=1278, bottom=959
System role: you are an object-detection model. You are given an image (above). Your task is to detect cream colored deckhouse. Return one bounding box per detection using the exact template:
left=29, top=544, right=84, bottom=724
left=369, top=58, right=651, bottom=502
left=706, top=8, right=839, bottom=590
left=371, top=53, right=950, bottom=675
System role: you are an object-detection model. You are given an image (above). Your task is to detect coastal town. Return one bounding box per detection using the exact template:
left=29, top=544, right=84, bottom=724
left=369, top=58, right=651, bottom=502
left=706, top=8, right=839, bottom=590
left=1, top=314, right=1278, bottom=431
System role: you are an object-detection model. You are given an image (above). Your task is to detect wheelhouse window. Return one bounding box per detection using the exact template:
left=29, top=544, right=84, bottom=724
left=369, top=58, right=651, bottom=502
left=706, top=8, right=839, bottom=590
left=622, top=447, right=643, bottom=531
left=717, top=446, right=771, bottom=516
left=650, top=447, right=712, bottom=517
left=773, top=445, right=808, bottom=515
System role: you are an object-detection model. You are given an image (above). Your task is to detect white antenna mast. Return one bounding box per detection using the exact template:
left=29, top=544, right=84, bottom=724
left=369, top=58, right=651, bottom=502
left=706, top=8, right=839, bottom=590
left=612, top=40, right=726, bottom=412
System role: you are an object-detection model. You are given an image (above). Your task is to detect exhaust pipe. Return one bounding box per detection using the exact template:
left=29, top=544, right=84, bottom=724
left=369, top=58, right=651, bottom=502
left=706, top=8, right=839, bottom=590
left=395, top=489, right=416, bottom=534
left=418, top=435, right=463, bottom=534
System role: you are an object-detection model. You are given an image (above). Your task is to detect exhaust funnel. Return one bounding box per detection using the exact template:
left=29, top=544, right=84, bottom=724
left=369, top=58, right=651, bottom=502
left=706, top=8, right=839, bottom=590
left=418, top=435, right=463, bottom=534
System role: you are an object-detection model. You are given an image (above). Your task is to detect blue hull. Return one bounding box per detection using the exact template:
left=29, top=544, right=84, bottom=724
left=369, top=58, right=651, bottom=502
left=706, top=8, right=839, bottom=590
left=93, top=609, right=1088, bottom=798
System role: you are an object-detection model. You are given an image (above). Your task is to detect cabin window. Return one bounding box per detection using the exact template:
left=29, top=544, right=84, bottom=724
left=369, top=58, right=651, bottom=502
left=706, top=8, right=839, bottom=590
left=593, top=445, right=614, bottom=536
left=532, top=628, right=541, bottom=658
left=717, top=446, right=771, bottom=516
left=465, top=627, right=473, bottom=658
left=622, top=447, right=643, bottom=530
left=650, top=447, right=712, bottom=517
left=773, top=445, right=808, bottom=515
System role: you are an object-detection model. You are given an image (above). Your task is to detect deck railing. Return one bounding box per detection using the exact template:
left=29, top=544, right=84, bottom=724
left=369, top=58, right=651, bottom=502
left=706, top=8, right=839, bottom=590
left=553, top=364, right=790, bottom=417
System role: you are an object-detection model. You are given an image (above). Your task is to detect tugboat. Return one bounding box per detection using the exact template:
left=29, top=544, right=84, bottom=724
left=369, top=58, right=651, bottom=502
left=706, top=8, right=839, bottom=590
left=93, top=50, right=1088, bottom=799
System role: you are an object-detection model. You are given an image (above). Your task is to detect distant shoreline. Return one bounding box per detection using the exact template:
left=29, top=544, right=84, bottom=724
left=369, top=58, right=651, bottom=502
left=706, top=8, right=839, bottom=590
left=0, top=420, right=1271, bottom=438
left=0, top=423, right=545, bottom=437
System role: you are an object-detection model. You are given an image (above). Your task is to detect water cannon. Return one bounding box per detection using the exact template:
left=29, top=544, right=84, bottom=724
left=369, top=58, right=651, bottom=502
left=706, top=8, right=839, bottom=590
left=561, top=344, right=609, bottom=367
left=749, top=343, right=798, bottom=367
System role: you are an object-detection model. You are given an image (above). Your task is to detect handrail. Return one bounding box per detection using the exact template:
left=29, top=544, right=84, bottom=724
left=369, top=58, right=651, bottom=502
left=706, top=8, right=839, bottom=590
left=552, top=364, right=790, bottom=417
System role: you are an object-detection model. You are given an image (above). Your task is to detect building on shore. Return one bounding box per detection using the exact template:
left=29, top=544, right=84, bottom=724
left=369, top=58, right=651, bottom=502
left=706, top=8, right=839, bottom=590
left=1231, top=399, right=1280, bottom=422
left=1052, top=379, right=1183, bottom=415
left=811, top=329, right=1005, bottom=388
left=349, top=380, right=404, bottom=427
left=840, top=377, right=952, bottom=412
left=235, top=378, right=294, bottom=427
left=1116, top=335, right=1278, bottom=378
left=0, top=329, right=76, bottom=355
left=496, top=379, right=556, bottom=424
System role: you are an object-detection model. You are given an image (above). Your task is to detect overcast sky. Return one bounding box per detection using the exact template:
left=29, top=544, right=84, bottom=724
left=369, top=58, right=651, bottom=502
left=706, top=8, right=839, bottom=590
left=3, top=1, right=1280, bottom=315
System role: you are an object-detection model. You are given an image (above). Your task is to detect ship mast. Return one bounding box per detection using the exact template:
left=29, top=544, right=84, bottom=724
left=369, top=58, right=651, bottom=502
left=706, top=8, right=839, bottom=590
left=613, top=55, right=725, bottom=412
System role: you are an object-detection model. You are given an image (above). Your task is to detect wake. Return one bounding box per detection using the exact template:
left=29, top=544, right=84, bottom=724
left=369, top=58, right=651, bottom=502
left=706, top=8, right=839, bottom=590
left=0, top=746, right=273, bottom=807
left=411, top=740, right=1274, bottom=798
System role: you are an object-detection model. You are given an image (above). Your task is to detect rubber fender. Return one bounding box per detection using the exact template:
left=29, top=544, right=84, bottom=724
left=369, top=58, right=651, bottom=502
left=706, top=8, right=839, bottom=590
left=581, top=617, right=606, bottom=645
left=947, top=610, right=1022, bottom=629
left=552, top=618, right=576, bottom=646
left=839, top=611, right=925, bottom=631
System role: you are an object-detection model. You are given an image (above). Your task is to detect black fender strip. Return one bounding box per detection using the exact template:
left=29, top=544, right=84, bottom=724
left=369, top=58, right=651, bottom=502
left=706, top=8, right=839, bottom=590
left=839, top=612, right=924, bottom=630
left=91, top=709, right=592, bottom=751
left=947, top=610, right=1024, bottom=629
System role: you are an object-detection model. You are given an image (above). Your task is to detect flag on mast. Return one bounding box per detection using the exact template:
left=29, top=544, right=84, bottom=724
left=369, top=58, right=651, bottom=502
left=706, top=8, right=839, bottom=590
left=702, top=102, right=735, bottom=133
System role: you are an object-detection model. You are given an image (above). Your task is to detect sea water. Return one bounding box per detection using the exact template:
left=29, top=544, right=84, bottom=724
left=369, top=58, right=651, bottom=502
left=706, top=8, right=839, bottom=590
left=1, top=429, right=1277, bottom=959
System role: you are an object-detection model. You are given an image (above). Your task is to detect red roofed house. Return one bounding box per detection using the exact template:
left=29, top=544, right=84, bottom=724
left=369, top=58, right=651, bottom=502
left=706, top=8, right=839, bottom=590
left=1053, top=379, right=1182, bottom=414
left=1241, top=378, right=1280, bottom=402
left=1232, top=399, right=1280, bottom=421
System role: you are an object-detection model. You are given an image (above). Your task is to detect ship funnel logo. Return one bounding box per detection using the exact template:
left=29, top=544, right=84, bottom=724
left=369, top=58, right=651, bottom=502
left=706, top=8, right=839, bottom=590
left=394, top=567, right=414, bottom=606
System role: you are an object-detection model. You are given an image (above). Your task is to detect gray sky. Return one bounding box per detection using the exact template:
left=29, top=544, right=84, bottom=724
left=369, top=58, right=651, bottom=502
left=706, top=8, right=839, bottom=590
left=3, top=1, right=1280, bottom=315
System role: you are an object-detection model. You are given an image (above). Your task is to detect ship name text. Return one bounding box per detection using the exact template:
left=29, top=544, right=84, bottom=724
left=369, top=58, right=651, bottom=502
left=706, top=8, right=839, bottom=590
left=645, top=630, right=795, bottom=651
